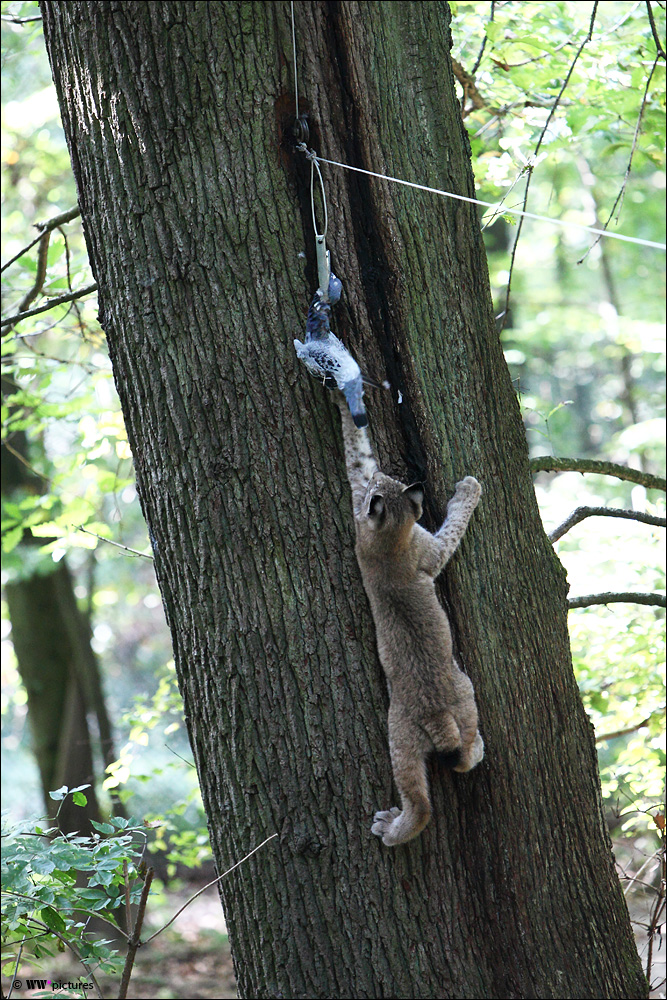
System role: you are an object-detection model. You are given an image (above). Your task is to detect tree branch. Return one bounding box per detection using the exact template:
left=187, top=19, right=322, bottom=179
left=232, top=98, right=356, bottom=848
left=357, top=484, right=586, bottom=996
left=646, top=1, right=666, bottom=61
left=529, top=457, right=666, bottom=492
left=76, top=525, right=154, bottom=560
left=452, top=58, right=486, bottom=116
left=142, top=832, right=278, bottom=947
left=117, top=868, right=154, bottom=1000
left=549, top=506, right=666, bottom=542
left=595, top=708, right=665, bottom=743
left=498, top=2, right=598, bottom=332
left=471, top=1, right=494, bottom=75
left=3, top=232, right=53, bottom=337
left=578, top=55, right=660, bottom=261
left=1, top=206, right=80, bottom=274
left=0, top=13, right=43, bottom=23
left=1, top=283, right=98, bottom=330
left=568, top=592, right=666, bottom=609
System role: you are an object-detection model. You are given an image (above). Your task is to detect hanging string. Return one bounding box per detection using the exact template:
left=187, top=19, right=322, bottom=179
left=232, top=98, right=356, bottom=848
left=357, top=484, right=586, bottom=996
left=312, top=156, right=666, bottom=251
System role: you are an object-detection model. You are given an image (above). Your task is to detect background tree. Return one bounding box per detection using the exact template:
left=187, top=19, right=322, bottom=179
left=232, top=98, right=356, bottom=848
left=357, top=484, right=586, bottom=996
left=28, top=1, right=658, bottom=997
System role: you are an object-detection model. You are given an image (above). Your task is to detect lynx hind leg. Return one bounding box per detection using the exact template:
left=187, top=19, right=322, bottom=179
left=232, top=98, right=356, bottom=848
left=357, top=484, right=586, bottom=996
left=423, top=711, right=463, bottom=767
left=449, top=661, right=484, bottom=773
left=372, top=707, right=432, bottom=847
left=452, top=730, right=484, bottom=773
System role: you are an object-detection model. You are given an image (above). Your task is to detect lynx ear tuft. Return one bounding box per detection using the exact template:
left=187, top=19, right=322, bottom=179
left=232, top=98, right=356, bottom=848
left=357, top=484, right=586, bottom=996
left=368, top=494, right=385, bottom=520
left=403, top=483, right=424, bottom=512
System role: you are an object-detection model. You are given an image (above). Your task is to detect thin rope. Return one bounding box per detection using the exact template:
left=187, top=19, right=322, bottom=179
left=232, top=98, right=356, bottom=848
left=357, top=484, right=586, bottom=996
left=290, top=1, right=299, bottom=121
left=314, top=155, right=666, bottom=250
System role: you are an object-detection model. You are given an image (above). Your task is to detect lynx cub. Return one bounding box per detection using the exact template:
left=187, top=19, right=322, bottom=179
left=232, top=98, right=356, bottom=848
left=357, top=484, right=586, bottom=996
left=337, top=400, right=484, bottom=846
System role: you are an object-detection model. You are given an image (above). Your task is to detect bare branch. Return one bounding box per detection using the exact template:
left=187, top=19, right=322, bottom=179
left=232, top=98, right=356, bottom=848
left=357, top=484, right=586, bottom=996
left=117, top=868, right=154, bottom=1000
left=647, top=893, right=666, bottom=987
left=596, top=708, right=665, bottom=742
left=646, top=1, right=666, bottom=60
left=529, top=457, right=666, bottom=492
left=23, top=232, right=50, bottom=311
left=454, top=0, right=496, bottom=117
left=76, top=525, right=154, bottom=560
left=123, top=860, right=132, bottom=939
left=568, top=592, right=666, bottom=609
left=549, top=506, right=666, bottom=542
left=0, top=13, right=43, bottom=23
left=495, top=26, right=581, bottom=70
left=142, top=833, right=278, bottom=947
left=1, top=283, right=98, bottom=330
left=452, top=58, right=486, bottom=116
left=3, top=231, right=53, bottom=336
left=578, top=55, right=660, bottom=261
left=1, top=207, right=80, bottom=274
left=7, top=935, right=25, bottom=1000
left=499, top=2, right=599, bottom=332
left=2, top=441, right=50, bottom=483
left=470, top=1, right=494, bottom=75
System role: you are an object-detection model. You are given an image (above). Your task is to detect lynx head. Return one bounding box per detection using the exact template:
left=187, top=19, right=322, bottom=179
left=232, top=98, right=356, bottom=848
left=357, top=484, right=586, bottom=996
left=359, top=473, right=424, bottom=552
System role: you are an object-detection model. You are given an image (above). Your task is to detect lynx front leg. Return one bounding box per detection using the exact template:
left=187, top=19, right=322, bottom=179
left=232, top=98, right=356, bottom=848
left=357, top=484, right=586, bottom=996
left=336, top=397, right=378, bottom=517
left=371, top=704, right=432, bottom=847
left=420, top=476, right=482, bottom=579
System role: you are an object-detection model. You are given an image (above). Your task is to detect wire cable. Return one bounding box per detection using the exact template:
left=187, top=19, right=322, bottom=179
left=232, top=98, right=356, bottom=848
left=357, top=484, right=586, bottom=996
left=313, top=155, right=666, bottom=250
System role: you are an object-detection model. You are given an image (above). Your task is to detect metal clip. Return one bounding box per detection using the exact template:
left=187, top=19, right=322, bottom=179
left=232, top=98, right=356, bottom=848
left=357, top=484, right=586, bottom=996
left=309, top=155, right=330, bottom=301
left=315, top=235, right=330, bottom=302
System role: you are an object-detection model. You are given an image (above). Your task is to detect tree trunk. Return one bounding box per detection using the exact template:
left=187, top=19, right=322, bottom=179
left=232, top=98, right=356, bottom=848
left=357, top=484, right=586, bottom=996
left=41, top=2, right=647, bottom=997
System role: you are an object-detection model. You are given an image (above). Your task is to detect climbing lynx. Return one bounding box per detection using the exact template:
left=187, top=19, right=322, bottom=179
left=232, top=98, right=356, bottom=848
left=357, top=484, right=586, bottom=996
left=337, top=399, right=484, bottom=846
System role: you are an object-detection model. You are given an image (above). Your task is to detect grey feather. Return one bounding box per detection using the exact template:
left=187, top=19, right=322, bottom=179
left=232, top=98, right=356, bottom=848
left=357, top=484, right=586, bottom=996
left=294, top=273, right=367, bottom=427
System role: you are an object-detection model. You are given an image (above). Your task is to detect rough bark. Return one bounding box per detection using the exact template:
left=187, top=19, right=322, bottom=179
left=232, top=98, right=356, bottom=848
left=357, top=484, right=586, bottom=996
left=41, top=2, right=647, bottom=997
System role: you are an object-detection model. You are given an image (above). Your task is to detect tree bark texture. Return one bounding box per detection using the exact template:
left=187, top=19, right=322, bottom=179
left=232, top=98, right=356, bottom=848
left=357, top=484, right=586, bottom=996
left=41, top=2, right=647, bottom=997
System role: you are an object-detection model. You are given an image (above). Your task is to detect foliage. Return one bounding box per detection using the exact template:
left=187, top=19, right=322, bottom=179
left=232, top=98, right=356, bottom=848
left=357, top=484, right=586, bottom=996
left=450, top=2, right=666, bottom=856
left=451, top=1, right=665, bottom=194
left=107, top=662, right=211, bottom=877
left=452, top=0, right=665, bottom=461
left=1, top=786, right=148, bottom=993
left=1, top=784, right=237, bottom=999
left=571, top=605, right=665, bottom=823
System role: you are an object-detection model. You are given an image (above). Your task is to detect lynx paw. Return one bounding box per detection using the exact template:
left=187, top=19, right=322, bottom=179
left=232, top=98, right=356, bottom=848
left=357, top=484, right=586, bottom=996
left=454, top=476, right=482, bottom=505
left=371, top=807, right=402, bottom=846
left=453, top=731, right=484, bottom=772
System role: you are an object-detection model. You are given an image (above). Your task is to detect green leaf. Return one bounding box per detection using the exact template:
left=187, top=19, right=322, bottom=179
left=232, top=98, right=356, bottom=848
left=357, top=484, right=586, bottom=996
left=40, top=906, right=66, bottom=934
left=31, top=855, right=57, bottom=876
left=90, top=820, right=115, bottom=835
left=48, top=786, right=69, bottom=801
left=1, top=525, right=24, bottom=553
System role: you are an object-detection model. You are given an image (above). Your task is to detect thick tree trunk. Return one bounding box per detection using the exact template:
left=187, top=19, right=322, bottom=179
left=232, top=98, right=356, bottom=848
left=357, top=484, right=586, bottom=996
left=41, top=2, right=647, bottom=997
